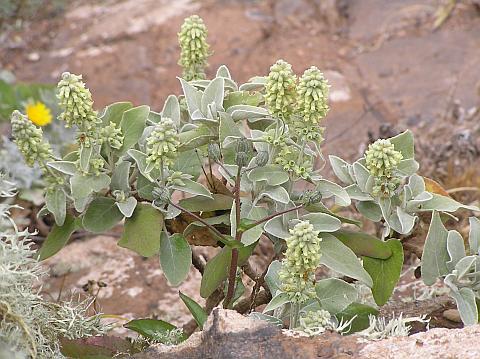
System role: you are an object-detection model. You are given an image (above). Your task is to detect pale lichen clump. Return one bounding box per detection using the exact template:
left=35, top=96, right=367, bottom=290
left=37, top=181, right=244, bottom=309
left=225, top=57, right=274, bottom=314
left=297, top=66, right=329, bottom=124
left=265, top=60, right=297, bottom=121
left=57, top=72, right=99, bottom=145
left=10, top=110, right=53, bottom=168
left=365, top=138, right=403, bottom=197
left=0, top=177, right=107, bottom=358
left=178, top=15, right=210, bottom=81
left=146, top=118, right=180, bottom=169
left=279, top=221, right=322, bottom=303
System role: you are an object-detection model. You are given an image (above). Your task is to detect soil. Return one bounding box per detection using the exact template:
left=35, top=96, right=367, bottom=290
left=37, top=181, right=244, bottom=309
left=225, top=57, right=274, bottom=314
left=2, top=0, right=480, bottom=347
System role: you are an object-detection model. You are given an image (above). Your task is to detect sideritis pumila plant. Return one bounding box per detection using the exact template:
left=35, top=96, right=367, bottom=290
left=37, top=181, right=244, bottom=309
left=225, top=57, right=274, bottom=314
left=8, top=14, right=480, bottom=342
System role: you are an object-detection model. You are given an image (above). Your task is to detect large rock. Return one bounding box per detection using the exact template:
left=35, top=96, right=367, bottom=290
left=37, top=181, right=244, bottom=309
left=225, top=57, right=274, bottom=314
left=134, top=309, right=363, bottom=359
left=135, top=308, right=480, bottom=359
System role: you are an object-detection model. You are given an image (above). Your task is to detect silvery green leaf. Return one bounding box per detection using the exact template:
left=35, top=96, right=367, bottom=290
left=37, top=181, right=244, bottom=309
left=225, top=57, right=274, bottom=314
left=216, top=65, right=232, bottom=79
left=239, top=76, right=266, bottom=91
left=160, top=233, right=192, bottom=287
left=73, top=196, right=91, bottom=212
left=138, top=125, right=155, bottom=150
left=258, top=186, right=290, bottom=204
left=201, top=77, right=225, bottom=115
left=184, top=214, right=230, bottom=238
left=346, top=184, right=373, bottom=201
left=179, top=78, right=202, bottom=116
left=223, top=78, right=238, bottom=92
left=171, top=150, right=202, bottom=179
left=100, top=101, right=133, bottom=126
left=468, top=217, right=480, bottom=255
left=219, top=111, right=243, bottom=143
left=446, top=230, right=466, bottom=270
left=161, top=95, right=181, bottom=127
left=47, top=161, right=77, bottom=176
left=45, top=189, right=66, bottom=226
left=353, top=161, right=370, bottom=192
left=455, top=255, right=477, bottom=279
left=191, top=108, right=206, bottom=121
left=116, top=196, right=137, bottom=218
left=248, top=165, right=289, bottom=186
left=397, top=158, right=419, bottom=176
left=379, top=197, right=392, bottom=219
left=119, top=105, right=150, bottom=154
left=409, top=193, right=479, bottom=213
left=148, top=111, right=161, bottom=124
left=79, top=145, right=93, bottom=173
left=249, top=312, right=283, bottom=327
left=356, top=201, right=382, bottom=222
left=165, top=204, right=181, bottom=219
left=408, top=174, right=425, bottom=197
left=250, top=130, right=268, bottom=152
left=241, top=203, right=268, bottom=245
left=407, top=191, right=433, bottom=207
left=70, top=173, right=110, bottom=200
left=172, top=179, right=213, bottom=199
left=263, top=292, right=290, bottom=313
left=390, top=130, right=414, bottom=159
left=449, top=287, right=478, bottom=326
left=264, top=216, right=290, bottom=239
left=265, top=260, right=282, bottom=295
left=111, top=160, right=131, bottom=192
left=329, top=155, right=354, bottom=185
left=127, top=149, right=153, bottom=180
left=178, top=125, right=216, bottom=151
left=83, top=197, right=124, bottom=233
left=421, top=211, right=449, bottom=285
left=227, top=105, right=268, bottom=121
left=316, top=179, right=351, bottom=207
left=302, top=213, right=342, bottom=232
left=320, top=234, right=373, bottom=287
left=390, top=206, right=416, bottom=234
left=315, top=278, right=358, bottom=314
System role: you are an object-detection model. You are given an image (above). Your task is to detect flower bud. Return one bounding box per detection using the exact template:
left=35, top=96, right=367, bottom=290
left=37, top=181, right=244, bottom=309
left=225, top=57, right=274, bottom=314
left=178, top=15, right=210, bottom=81
left=146, top=118, right=180, bottom=169
left=297, top=66, right=329, bottom=124
left=265, top=59, right=297, bottom=121
left=207, top=142, right=221, bottom=162
left=235, top=152, right=249, bottom=168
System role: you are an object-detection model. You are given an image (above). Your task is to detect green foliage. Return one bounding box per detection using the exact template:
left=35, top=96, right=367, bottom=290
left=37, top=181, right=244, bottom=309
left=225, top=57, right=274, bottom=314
left=8, top=14, right=479, bottom=338
left=179, top=292, right=208, bottom=329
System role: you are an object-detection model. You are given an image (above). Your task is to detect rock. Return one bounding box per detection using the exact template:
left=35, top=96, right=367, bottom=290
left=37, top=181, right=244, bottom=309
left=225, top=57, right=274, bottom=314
left=443, top=309, right=462, bottom=323
left=134, top=309, right=364, bottom=359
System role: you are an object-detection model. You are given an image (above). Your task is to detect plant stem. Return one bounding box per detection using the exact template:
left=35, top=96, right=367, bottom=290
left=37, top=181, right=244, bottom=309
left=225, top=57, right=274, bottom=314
left=169, top=202, right=229, bottom=244
left=251, top=204, right=303, bottom=228
left=224, top=165, right=243, bottom=308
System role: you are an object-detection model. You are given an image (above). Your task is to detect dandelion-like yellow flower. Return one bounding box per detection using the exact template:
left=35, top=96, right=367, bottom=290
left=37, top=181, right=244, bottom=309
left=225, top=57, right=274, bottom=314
left=25, top=101, right=52, bottom=126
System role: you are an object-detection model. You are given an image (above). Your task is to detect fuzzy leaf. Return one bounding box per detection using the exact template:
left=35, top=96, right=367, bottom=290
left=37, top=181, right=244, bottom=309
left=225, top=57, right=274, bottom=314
left=265, top=260, right=282, bottom=295
left=111, top=161, right=131, bottom=192
left=38, top=214, right=77, bottom=260
left=83, top=197, right=124, bottom=233
left=101, top=101, right=133, bottom=126
left=179, top=194, right=233, bottom=212
left=363, top=239, right=403, bottom=306
left=446, top=230, right=466, bottom=270
left=162, top=95, right=181, bottom=127
left=450, top=287, right=478, bottom=326
left=331, top=230, right=392, bottom=259
left=124, top=319, right=185, bottom=343
left=201, top=77, right=225, bottom=114
left=421, top=211, right=449, bottom=285
left=116, top=197, right=137, bottom=218
left=263, top=292, right=290, bottom=313
left=172, top=179, right=213, bottom=199
left=248, top=165, right=289, bottom=186
left=119, top=105, right=150, bottom=154
left=45, top=188, right=66, bottom=226
left=356, top=201, right=382, bottom=222
left=47, top=161, right=77, bottom=176
left=179, top=78, right=202, bottom=116
left=302, top=213, right=341, bottom=232
left=70, top=173, right=110, bottom=200
left=329, top=155, right=354, bottom=185
left=315, top=278, right=358, bottom=314
left=118, top=203, right=163, bottom=257
left=258, top=186, right=290, bottom=204
left=316, top=179, right=351, bottom=207
left=160, top=233, right=192, bottom=287
left=320, top=234, right=373, bottom=287
left=469, top=217, right=480, bottom=255
left=227, top=105, right=268, bottom=121
left=171, top=150, right=202, bottom=179
left=390, top=130, right=414, bottom=159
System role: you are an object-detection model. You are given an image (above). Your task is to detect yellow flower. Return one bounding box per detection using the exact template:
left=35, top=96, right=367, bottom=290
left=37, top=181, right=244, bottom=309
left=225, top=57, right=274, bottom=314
left=25, top=101, right=52, bottom=126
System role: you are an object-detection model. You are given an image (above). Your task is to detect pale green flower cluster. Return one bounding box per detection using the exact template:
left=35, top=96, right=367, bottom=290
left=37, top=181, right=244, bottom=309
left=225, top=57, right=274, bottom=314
left=10, top=110, right=53, bottom=168
left=274, top=144, right=312, bottom=180
left=297, top=66, right=329, bottom=124
left=265, top=60, right=297, bottom=121
left=100, top=121, right=124, bottom=150
left=146, top=118, right=180, bottom=169
left=178, top=15, right=210, bottom=81
left=299, top=309, right=332, bottom=335
left=279, top=221, right=322, bottom=303
left=57, top=72, right=99, bottom=144
left=365, top=139, right=403, bottom=197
